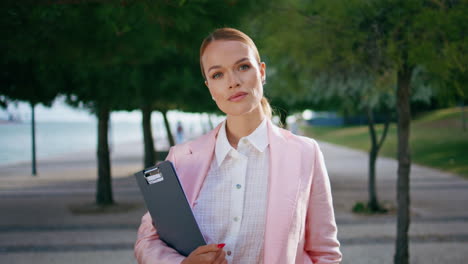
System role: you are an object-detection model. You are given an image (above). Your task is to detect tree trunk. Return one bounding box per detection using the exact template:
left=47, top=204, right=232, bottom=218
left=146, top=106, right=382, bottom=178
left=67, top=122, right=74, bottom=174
left=142, top=104, right=156, bottom=168
left=394, top=65, right=413, bottom=264
left=366, top=108, right=391, bottom=212
left=96, top=105, right=114, bottom=206
left=368, top=145, right=379, bottom=208
left=366, top=108, right=379, bottom=211
left=31, top=103, right=37, bottom=176
left=161, top=109, right=175, bottom=147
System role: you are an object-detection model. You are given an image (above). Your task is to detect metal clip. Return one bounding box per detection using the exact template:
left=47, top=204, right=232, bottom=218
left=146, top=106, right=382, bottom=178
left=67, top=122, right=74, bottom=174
left=144, top=167, right=164, bottom=184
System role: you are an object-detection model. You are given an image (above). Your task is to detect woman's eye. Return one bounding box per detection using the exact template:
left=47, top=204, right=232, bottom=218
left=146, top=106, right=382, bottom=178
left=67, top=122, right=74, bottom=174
left=212, top=72, right=223, bottom=79
left=239, top=64, right=250, bottom=71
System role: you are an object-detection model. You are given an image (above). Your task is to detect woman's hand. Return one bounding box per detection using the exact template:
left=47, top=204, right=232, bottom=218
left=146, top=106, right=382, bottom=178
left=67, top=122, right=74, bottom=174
left=181, top=244, right=227, bottom=264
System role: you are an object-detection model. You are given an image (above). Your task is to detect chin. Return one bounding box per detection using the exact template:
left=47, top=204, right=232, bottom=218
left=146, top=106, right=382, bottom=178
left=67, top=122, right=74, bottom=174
left=221, top=104, right=261, bottom=117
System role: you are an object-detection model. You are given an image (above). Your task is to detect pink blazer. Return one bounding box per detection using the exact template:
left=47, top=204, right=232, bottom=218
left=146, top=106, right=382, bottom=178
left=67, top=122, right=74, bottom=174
left=135, top=120, right=342, bottom=264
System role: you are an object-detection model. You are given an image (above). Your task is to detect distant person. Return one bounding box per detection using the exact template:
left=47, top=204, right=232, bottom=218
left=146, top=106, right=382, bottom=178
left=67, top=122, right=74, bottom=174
left=290, top=119, right=299, bottom=135
left=176, top=121, right=184, bottom=144
left=135, top=28, right=342, bottom=264
left=290, top=114, right=304, bottom=136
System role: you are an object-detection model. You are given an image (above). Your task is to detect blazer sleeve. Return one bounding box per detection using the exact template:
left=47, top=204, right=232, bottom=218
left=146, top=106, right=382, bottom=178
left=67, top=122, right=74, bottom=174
left=134, top=147, right=185, bottom=264
left=304, top=142, right=342, bottom=263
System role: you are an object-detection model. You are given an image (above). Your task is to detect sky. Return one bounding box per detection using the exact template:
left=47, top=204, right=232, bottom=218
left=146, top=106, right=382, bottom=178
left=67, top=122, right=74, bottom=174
left=0, top=96, right=142, bottom=123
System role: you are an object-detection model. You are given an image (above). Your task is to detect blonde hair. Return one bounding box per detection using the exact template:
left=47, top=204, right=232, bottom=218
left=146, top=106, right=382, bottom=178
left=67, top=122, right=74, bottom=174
left=200, top=27, right=272, bottom=119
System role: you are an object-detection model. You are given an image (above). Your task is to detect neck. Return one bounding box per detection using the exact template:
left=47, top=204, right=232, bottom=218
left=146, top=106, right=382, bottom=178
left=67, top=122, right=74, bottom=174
left=225, top=107, right=265, bottom=149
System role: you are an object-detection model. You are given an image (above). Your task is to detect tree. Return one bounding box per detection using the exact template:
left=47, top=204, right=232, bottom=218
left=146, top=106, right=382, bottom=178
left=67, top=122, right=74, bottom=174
left=5, top=1, right=206, bottom=205
left=1, top=0, right=289, bottom=207
left=56, top=0, right=271, bottom=205
left=0, top=61, right=60, bottom=176
left=1, top=1, right=67, bottom=176
left=254, top=0, right=396, bottom=213
left=124, top=1, right=265, bottom=167
left=254, top=1, right=467, bottom=263
left=314, top=73, right=395, bottom=212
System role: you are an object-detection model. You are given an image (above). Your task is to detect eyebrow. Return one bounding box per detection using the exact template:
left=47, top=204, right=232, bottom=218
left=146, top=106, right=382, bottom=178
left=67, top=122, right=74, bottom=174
left=207, top=57, right=250, bottom=73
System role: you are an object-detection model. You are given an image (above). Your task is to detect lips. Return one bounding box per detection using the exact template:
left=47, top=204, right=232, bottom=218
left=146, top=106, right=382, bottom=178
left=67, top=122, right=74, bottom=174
left=228, top=92, right=248, bottom=102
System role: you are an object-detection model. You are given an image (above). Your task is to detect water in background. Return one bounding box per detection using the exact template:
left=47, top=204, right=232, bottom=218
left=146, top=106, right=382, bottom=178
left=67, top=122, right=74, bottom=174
left=0, top=114, right=222, bottom=165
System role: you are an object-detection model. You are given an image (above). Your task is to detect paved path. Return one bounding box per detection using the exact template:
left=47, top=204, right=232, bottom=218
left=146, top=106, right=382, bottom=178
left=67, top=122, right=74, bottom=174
left=320, top=142, right=468, bottom=264
left=0, top=141, right=467, bottom=263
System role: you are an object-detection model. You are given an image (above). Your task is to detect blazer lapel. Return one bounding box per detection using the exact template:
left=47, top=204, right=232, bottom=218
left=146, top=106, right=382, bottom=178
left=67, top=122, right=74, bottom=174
left=263, top=121, right=302, bottom=263
left=177, top=123, right=222, bottom=207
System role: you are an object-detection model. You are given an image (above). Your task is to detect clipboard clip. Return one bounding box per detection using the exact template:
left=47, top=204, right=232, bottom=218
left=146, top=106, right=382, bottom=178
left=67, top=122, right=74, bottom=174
left=144, top=167, right=164, bottom=184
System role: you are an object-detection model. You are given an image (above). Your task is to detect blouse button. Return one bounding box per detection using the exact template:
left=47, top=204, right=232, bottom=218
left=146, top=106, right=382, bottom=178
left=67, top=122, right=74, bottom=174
left=233, top=217, right=239, bottom=222
left=236, top=184, right=242, bottom=189
left=227, top=250, right=232, bottom=256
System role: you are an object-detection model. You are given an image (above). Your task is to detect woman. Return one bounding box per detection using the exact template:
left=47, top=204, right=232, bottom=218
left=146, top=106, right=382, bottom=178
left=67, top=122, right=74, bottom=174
left=135, top=28, right=342, bottom=264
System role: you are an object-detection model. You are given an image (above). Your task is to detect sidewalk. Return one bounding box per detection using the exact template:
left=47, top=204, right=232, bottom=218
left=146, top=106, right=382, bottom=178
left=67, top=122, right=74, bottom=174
left=320, top=142, right=468, bottom=264
left=0, top=142, right=145, bottom=264
left=0, top=141, right=467, bottom=263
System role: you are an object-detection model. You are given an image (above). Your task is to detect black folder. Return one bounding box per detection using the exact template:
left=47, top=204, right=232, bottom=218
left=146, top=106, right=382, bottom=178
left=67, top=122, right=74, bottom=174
left=134, top=161, right=206, bottom=256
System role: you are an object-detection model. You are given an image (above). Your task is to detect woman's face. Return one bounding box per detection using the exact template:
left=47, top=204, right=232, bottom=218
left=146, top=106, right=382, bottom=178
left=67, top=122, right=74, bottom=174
left=202, top=40, right=266, bottom=118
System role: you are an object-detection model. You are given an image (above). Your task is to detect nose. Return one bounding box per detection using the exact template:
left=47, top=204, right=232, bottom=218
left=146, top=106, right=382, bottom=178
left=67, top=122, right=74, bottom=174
left=227, top=71, right=241, bottom=89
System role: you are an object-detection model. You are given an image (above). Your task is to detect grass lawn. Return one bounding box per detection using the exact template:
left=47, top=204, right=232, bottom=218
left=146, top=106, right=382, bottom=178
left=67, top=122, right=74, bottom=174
left=303, top=107, right=468, bottom=178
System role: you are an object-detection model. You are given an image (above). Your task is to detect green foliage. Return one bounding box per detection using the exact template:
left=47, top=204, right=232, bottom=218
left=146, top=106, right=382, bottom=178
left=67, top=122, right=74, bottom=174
left=251, top=0, right=467, bottom=114
left=0, top=1, right=63, bottom=107
left=2, top=0, right=465, bottom=113
left=1, top=0, right=271, bottom=113
left=352, top=201, right=388, bottom=214
left=0, top=60, right=60, bottom=107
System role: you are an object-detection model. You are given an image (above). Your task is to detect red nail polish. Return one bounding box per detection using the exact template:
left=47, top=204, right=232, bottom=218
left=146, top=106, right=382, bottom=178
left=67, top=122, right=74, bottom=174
left=217, top=243, right=226, bottom=248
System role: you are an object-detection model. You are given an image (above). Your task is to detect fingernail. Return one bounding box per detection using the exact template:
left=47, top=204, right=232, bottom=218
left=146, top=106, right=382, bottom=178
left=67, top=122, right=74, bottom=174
left=217, top=243, right=226, bottom=248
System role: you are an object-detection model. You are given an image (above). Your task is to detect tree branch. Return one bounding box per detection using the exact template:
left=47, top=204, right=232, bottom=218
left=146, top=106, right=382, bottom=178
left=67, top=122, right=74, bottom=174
left=377, top=111, right=391, bottom=151
left=367, top=106, right=377, bottom=148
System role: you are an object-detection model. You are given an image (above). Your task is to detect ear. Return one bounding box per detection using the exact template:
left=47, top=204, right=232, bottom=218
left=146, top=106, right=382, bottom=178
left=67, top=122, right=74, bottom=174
left=204, top=80, right=208, bottom=88
left=260, top=62, right=266, bottom=84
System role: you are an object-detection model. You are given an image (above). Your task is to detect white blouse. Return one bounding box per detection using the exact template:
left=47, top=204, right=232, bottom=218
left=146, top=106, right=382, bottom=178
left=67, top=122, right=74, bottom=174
left=192, top=119, right=270, bottom=264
